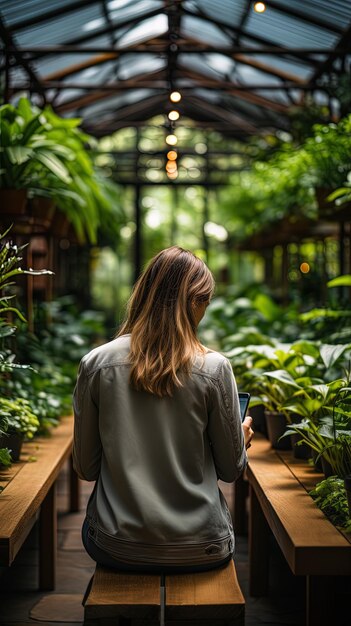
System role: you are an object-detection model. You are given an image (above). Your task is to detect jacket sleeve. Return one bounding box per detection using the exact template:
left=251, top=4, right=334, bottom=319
left=72, top=358, right=102, bottom=481
left=207, top=358, right=247, bottom=483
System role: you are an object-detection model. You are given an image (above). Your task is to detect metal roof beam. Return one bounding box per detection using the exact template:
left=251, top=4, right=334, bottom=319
left=23, top=6, right=164, bottom=63
left=180, top=5, right=316, bottom=63
left=232, top=53, right=306, bottom=84
left=9, top=81, right=317, bottom=92
left=0, top=15, right=44, bottom=96
left=55, top=69, right=168, bottom=113
left=178, top=66, right=288, bottom=113
left=43, top=53, right=120, bottom=81
left=9, top=45, right=346, bottom=56
left=83, top=94, right=166, bottom=126
left=84, top=120, right=258, bottom=135
left=182, top=96, right=259, bottom=132
left=233, top=0, right=252, bottom=45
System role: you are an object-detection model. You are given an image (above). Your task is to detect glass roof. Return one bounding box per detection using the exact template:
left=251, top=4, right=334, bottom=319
left=0, top=0, right=350, bottom=138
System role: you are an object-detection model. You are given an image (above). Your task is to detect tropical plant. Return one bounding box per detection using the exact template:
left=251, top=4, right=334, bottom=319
left=0, top=397, right=39, bottom=439
left=327, top=171, right=351, bottom=207
left=281, top=383, right=351, bottom=477
left=10, top=296, right=106, bottom=433
left=0, top=447, right=12, bottom=468
left=0, top=227, right=52, bottom=457
left=310, top=476, right=351, bottom=532
left=302, top=115, right=351, bottom=190
left=0, top=98, right=124, bottom=243
left=0, top=227, right=52, bottom=325
left=0, top=97, right=72, bottom=190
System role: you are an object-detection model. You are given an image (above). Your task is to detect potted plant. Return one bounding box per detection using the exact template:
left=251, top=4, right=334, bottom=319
left=0, top=98, right=72, bottom=215
left=302, top=115, right=351, bottom=219
left=0, top=397, right=39, bottom=461
left=0, top=97, right=123, bottom=244
left=281, top=379, right=351, bottom=475
left=310, top=476, right=351, bottom=532
left=0, top=227, right=52, bottom=459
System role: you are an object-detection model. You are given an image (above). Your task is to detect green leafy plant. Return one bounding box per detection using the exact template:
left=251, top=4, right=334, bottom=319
left=0, top=97, right=72, bottom=190
left=303, top=115, right=351, bottom=189
left=0, top=98, right=124, bottom=244
left=310, top=476, right=351, bottom=532
left=0, top=397, right=39, bottom=439
left=0, top=227, right=53, bottom=453
left=0, top=447, right=12, bottom=468
left=0, top=226, right=53, bottom=324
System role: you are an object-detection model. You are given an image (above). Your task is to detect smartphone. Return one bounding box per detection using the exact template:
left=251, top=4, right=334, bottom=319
left=239, top=392, right=250, bottom=421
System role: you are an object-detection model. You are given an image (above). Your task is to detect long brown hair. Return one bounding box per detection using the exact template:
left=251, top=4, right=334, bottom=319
left=118, top=246, right=215, bottom=397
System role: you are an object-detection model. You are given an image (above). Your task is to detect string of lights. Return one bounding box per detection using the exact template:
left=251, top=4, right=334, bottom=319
left=165, top=90, right=182, bottom=180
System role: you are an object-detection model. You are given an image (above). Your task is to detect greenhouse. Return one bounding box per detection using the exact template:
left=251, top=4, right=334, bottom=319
left=0, top=1, right=350, bottom=625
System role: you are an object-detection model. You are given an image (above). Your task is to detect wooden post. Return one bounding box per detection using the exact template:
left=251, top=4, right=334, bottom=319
left=171, top=185, right=178, bottom=245
left=232, top=474, right=248, bottom=535
left=339, top=221, right=345, bottom=300
left=69, top=455, right=80, bottom=513
left=306, top=575, right=336, bottom=626
left=248, top=484, right=270, bottom=596
left=39, top=483, right=57, bottom=590
left=134, top=184, right=142, bottom=284
left=202, top=188, right=209, bottom=263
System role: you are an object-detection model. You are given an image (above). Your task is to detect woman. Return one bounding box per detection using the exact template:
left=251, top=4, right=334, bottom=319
left=73, top=246, right=253, bottom=573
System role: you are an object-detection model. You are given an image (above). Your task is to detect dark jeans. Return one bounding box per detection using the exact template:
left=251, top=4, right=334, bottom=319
left=82, top=518, right=231, bottom=574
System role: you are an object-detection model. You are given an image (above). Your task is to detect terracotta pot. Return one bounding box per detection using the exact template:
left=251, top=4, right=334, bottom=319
left=0, top=432, right=24, bottom=462
left=265, top=410, right=291, bottom=450
left=0, top=188, right=28, bottom=215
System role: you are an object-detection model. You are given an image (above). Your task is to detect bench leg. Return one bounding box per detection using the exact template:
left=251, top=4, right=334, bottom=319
left=233, top=474, right=248, bottom=535
left=69, top=454, right=80, bottom=512
left=39, top=482, right=57, bottom=590
left=160, top=573, right=166, bottom=626
left=306, top=575, right=337, bottom=626
left=248, top=484, right=270, bottom=596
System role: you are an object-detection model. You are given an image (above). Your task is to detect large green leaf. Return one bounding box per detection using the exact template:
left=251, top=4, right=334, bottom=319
left=6, top=146, right=32, bottom=165
left=35, top=150, right=71, bottom=183
left=263, top=369, right=301, bottom=387
left=327, top=275, right=351, bottom=288
left=22, top=114, right=45, bottom=144
left=320, top=344, right=351, bottom=369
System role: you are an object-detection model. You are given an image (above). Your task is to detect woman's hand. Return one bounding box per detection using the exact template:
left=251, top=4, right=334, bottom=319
left=242, top=415, right=254, bottom=449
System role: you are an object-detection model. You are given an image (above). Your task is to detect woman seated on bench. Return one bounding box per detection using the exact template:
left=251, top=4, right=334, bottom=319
left=73, top=246, right=253, bottom=574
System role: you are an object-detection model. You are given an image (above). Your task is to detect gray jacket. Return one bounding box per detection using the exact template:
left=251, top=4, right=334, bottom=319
left=73, top=334, right=247, bottom=567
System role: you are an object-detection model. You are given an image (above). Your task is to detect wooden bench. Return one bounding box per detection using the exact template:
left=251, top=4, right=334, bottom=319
left=245, top=434, right=351, bottom=626
left=0, top=414, right=79, bottom=590
left=84, top=559, right=245, bottom=625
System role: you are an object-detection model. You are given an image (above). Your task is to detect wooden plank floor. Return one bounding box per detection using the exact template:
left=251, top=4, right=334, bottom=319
left=0, top=462, right=346, bottom=626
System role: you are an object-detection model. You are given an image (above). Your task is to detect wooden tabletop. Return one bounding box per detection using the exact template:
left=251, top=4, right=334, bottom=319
left=246, top=434, right=351, bottom=576
left=0, top=415, right=74, bottom=565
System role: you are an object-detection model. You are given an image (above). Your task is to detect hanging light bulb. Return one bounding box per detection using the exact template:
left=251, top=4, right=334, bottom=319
left=170, top=91, right=181, bottom=103
left=167, top=150, right=178, bottom=161
left=300, top=262, right=310, bottom=274
left=167, top=170, right=178, bottom=180
left=254, top=2, right=266, bottom=13
left=166, top=134, right=178, bottom=146
left=168, top=110, right=180, bottom=121
left=166, top=160, right=177, bottom=173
